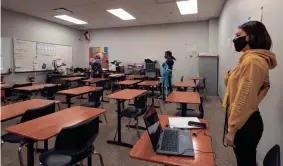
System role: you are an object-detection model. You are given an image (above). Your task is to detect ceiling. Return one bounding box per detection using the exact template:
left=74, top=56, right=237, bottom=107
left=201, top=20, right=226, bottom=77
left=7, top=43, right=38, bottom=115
left=2, top=0, right=226, bottom=29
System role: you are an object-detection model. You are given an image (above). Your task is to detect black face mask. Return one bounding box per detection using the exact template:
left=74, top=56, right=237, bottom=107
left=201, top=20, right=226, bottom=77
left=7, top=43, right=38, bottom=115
left=233, top=36, right=248, bottom=52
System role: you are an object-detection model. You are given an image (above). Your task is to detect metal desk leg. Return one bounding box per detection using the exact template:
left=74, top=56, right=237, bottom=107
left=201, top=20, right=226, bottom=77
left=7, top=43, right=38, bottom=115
left=44, top=140, right=48, bottom=151
left=67, top=95, right=71, bottom=108
left=107, top=99, right=133, bottom=148
left=27, top=140, right=34, bottom=166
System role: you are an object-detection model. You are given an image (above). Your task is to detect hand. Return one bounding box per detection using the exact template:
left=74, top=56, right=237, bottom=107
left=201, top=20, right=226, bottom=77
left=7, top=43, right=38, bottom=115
left=226, top=132, right=236, bottom=148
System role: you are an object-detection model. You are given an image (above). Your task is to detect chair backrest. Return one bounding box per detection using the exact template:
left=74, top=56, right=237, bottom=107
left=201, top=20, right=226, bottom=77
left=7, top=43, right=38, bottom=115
left=96, top=80, right=106, bottom=89
left=54, top=116, right=99, bottom=155
left=181, top=76, right=184, bottom=82
left=264, top=144, right=281, bottom=166
left=88, top=89, right=103, bottom=104
left=41, top=85, right=58, bottom=98
left=20, top=102, right=56, bottom=123
left=134, top=94, right=147, bottom=110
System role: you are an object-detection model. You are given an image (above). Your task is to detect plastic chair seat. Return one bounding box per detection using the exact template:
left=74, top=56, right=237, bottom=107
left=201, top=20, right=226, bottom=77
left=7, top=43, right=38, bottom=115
left=80, top=102, right=100, bottom=108
left=120, top=107, right=146, bottom=118
left=1, top=133, right=27, bottom=143
left=40, top=146, right=94, bottom=166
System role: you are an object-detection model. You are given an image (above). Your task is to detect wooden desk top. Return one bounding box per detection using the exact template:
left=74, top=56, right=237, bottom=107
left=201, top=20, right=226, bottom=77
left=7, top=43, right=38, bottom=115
left=106, top=89, right=147, bottom=100
left=166, top=91, right=200, bottom=104
left=14, top=84, right=58, bottom=91
left=82, top=78, right=108, bottom=83
left=57, top=86, right=102, bottom=96
left=1, top=83, right=12, bottom=89
left=116, top=80, right=141, bottom=85
left=108, top=74, right=125, bottom=78
left=138, top=81, right=160, bottom=87
left=1, top=99, right=61, bottom=122
left=6, top=106, right=105, bottom=141
left=189, top=76, right=205, bottom=80
left=175, top=81, right=196, bottom=88
left=130, top=115, right=215, bottom=166
left=61, top=77, right=85, bottom=81
left=127, top=75, right=146, bottom=79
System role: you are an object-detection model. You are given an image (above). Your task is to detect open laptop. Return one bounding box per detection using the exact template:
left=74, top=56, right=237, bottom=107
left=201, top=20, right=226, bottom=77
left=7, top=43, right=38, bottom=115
left=143, top=104, right=195, bottom=157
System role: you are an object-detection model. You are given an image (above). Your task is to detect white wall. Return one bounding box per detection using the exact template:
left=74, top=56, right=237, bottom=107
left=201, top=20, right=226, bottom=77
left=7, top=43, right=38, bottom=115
left=218, top=0, right=283, bottom=164
left=1, top=9, right=82, bottom=83
left=81, top=21, right=209, bottom=83
left=209, top=19, right=219, bottom=53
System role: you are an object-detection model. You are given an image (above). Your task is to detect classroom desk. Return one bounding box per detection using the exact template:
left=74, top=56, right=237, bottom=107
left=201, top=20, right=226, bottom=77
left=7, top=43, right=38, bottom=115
left=116, top=80, right=141, bottom=89
left=138, top=81, right=160, bottom=104
left=127, top=75, right=146, bottom=80
left=166, top=91, right=200, bottom=117
left=57, top=86, right=103, bottom=108
left=108, top=73, right=125, bottom=78
left=82, top=78, right=109, bottom=85
left=14, top=84, right=58, bottom=92
left=5, top=106, right=105, bottom=166
left=105, top=89, right=147, bottom=148
left=130, top=115, right=215, bottom=166
left=189, top=76, right=206, bottom=84
left=1, top=99, right=61, bottom=122
left=61, top=77, right=85, bottom=89
left=175, top=81, right=197, bottom=91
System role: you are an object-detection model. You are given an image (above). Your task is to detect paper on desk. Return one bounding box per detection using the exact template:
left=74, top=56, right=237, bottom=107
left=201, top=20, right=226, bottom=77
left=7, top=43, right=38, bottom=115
left=169, top=117, right=201, bottom=129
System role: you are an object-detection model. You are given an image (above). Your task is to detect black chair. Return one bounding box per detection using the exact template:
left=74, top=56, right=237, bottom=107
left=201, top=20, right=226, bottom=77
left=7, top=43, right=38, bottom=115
left=177, top=76, right=185, bottom=91
left=81, top=89, right=108, bottom=124
left=39, top=117, right=104, bottom=166
left=41, top=85, right=59, bottom=100
left=263, top=144, right=281, bottom=166
left=1, top=103, right=56, bottom=166
left=196, top=77, right=207, bottom=99
left=5, top=83, right=33, bottom=104
left=120, top=94, right=147, bottom=138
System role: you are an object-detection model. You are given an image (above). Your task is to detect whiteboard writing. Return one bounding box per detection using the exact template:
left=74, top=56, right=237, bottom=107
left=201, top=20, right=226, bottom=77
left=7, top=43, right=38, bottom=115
left=37, top=43, right=56, bottom=56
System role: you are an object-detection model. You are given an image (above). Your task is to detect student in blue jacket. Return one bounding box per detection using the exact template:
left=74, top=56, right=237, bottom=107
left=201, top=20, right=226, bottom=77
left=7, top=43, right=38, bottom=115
left=162, top=51, right=176, bottom=97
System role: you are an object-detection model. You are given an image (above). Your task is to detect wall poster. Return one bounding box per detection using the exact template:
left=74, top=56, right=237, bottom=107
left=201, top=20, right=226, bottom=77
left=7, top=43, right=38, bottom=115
left=89, top=47, right=109, bottom=69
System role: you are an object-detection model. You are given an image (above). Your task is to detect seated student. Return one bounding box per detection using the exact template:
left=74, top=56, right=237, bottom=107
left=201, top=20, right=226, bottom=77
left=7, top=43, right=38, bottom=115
left=162, top=51, right=176, bottom=97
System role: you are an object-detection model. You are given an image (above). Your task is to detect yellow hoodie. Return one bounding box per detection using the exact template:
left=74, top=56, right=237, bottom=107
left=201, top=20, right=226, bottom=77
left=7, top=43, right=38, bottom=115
left=223, top=49, right=277, bottom=134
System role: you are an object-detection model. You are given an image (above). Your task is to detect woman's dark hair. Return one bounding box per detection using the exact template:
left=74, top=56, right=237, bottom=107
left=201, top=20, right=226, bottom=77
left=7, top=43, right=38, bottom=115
left=239, top=21, right=272, bottom=50
left=165, top=51, right=172, bottom=57
left=165, top=51, right=176, bottom=60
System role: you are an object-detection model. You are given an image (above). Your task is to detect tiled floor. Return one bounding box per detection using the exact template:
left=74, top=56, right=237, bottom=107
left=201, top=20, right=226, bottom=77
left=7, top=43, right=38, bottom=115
left=1, top=94, right=236, bottom=166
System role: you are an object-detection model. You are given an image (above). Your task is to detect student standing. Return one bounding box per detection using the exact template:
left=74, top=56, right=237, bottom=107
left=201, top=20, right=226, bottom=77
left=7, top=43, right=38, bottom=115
left=223, top=21, right=277, bottom=166
left=162, top=51, right=176, bottom=97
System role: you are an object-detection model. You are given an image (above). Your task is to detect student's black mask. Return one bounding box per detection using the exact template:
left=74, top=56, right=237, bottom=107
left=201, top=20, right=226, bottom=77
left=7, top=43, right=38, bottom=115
left=233, top=36, right=248, bottom=52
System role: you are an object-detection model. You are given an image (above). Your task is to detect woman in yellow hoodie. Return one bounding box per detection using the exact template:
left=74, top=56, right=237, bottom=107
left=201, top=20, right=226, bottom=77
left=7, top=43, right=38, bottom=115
left=223, top=21, right=277, bottom=166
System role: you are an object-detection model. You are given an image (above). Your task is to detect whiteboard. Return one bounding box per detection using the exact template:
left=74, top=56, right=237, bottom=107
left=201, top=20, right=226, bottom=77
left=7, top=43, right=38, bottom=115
left=13, top=39, right=72, bottom=72
left=1, top=37, right=12, bottom=73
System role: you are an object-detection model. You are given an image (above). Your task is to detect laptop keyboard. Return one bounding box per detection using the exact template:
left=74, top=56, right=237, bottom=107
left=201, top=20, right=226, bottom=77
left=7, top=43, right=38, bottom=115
left=160, top=130, right=179, bottom=152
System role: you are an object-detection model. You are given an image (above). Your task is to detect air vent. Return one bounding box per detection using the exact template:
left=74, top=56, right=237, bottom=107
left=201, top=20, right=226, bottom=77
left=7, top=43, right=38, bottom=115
left=53, top=8, right=73, bottom=15
left=155, top=0, right=174, bottom=4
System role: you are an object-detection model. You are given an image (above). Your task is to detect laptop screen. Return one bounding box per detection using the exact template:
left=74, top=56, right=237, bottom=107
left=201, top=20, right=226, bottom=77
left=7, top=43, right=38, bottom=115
left=143, top=104, right=162, bottom=150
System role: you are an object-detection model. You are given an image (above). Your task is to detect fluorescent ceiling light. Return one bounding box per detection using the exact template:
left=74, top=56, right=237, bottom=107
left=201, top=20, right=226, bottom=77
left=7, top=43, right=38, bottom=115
left=54, top=15, right=87, bottom=24
left=176, top=0, right=198, bottom=15
left=107, top=8, right=136, bottom=20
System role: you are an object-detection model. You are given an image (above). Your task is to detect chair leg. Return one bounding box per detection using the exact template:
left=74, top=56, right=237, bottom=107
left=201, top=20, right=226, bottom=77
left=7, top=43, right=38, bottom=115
left=18, top=143, right=25, bottom=166
left=127, top=118, right=132, bottom=130
left=57, top=103, right=61, bottom=110
left=93, top=151, right=104, bottom=166
left=87, top=156, right=92, bottom=166
left=103, top=113, right=108, bottom=124
left=157, top=100, right=162, bottom=114
left=135, top=118, right=140, bottom=138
